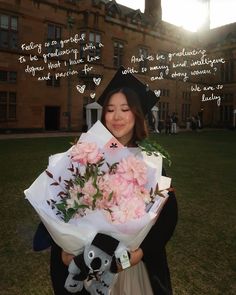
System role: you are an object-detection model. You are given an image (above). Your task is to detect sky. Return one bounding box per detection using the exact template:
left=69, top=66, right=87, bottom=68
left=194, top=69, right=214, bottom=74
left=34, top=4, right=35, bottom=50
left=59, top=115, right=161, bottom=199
left=115, top=0, right=236, bottom=31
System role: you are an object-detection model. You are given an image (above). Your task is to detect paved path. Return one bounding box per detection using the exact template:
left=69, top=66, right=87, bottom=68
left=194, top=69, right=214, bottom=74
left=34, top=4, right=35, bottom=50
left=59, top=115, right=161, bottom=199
left=0, top=132, right=80, bottom=140
left=0, top=128, right=225, bottom=140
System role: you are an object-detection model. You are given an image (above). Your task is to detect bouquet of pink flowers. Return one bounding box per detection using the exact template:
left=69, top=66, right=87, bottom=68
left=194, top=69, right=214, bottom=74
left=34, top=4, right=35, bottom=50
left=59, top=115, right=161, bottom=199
left=25, top=121, right=171, bottom=255
left=47, top=140, right=152, bottom=225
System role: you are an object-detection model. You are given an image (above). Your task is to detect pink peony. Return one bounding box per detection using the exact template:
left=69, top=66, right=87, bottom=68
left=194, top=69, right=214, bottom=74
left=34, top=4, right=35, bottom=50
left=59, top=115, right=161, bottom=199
left=54, top=142, right=153, bottom=225
left=96, top=174, right=117, bottom=208
left=116, top=156, right=148, bottom=186
left=97, top=174, right=114, bottom=197
left=71, top=142, right=103, bottom=165
left=111, top=174, right=135, bottom=200
left=134, top=186, right=151, bottom=203
left=110, top=196, right=146, bottom=223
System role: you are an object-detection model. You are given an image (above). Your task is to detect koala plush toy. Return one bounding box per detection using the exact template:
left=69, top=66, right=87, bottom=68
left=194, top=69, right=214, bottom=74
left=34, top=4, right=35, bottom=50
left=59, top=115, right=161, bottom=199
left=64, top=233, right=119, bottom=295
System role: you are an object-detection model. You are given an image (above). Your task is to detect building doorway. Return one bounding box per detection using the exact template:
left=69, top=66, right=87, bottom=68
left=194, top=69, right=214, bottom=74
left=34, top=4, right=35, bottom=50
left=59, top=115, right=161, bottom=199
left=45, top=106, right=60, bottom=130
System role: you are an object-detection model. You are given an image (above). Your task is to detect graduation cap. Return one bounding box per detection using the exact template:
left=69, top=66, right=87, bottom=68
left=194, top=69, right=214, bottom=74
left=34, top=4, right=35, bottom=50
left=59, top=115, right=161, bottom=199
left=92, top=233, right=119, bottom=256
left=97, top=66, right=160, bottom=115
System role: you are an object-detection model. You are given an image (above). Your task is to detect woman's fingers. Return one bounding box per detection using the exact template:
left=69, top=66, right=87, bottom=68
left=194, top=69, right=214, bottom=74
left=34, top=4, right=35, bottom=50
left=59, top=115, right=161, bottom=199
left=61, top=250, right=75, bottom=266
left=130, top=248, right=143, bottom=266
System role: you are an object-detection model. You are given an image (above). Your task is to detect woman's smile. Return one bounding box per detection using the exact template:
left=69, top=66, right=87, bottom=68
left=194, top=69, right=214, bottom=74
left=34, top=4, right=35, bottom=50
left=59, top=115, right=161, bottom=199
left=112, top=124, right=125, bottom=129
left=105, top=92, right=135, bottom=146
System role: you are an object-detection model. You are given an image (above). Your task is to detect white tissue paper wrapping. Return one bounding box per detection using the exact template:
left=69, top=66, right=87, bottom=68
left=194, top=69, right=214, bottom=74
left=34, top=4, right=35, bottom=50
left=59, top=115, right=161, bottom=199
left=25, top=121, right=171, bottom=255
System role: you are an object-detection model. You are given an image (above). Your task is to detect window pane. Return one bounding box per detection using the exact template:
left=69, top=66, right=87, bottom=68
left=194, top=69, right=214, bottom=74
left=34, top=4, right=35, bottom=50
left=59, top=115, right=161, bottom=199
left=0, top=15, right=9, bottom=29
left=139, top=48, right=148, bottom=57
left=9, top=71, right=17, bottom=83
left=95, top=34, right=101, bottom=43
left=89, top=32, right=94, bottom=42
left=113, top=41, right=123, bottom=68
left=0, top=31, right=9, bottom=48
left=0, top=91, right=7, bottom=102
left=139, top=47, right=148, bottom=71
left=55, top=26, right=61, bottom=39
left=11, top=17, right=18, bottom=31
left=0, top=104, right=7, bottom=120
left=8, top=104, right=16, bottom=119
left=9, top=92, right=16, bottom=103
left=0, top=71, right=7, bottom=82
left=95, top=47, right=101, bottom=56
left=79, top=31, right=86, bottom=58
left=48, top=24, right=55, bottom=39
left=10, top=32, right=18, bottom=49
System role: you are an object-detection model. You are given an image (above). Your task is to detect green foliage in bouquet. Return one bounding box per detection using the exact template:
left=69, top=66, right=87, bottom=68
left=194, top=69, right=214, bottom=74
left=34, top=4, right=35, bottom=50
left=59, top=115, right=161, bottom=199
left=137, top=138, right=171, bottom=166
left=46, top=158, right=117, bottom=223
left=45, top=168, right=88, bottom=223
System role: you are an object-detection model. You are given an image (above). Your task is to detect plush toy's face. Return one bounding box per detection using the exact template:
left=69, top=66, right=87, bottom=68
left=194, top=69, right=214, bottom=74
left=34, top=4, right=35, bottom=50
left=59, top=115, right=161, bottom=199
left=84, top=244, right=112, bottom=273
left=65, top=233, right=119, bottom=294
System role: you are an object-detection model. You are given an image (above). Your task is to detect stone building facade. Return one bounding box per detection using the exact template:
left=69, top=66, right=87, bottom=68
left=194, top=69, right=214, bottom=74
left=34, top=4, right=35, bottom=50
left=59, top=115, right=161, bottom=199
left=0, top=0, right=235, bottom=132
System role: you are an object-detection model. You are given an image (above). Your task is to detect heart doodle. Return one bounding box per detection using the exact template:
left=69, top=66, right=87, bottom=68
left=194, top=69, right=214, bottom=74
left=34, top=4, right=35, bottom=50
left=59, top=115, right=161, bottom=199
left=90, top=93, right=96, bottom=99
left=76, top=84, right=86, bottom=93
left=93, top=77, right=101, bottom=86
left=154, top=90, right=161, bottom=97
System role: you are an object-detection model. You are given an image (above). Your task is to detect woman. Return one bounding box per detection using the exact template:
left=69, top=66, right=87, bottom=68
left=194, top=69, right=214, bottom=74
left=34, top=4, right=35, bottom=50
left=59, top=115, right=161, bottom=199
left=60, top=86, right=177, bottom=294
left=34, top=69, right=178, bottom=295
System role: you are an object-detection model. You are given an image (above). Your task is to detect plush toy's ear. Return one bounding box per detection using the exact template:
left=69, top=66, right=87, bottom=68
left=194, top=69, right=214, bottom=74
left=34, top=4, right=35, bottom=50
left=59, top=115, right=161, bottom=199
left=109, top=256, right=118, bottom=273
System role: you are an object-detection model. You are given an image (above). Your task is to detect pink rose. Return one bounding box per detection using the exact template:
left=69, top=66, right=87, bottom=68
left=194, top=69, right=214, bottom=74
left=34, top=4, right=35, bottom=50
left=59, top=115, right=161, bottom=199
left=71, top=142, right=103, bottom=165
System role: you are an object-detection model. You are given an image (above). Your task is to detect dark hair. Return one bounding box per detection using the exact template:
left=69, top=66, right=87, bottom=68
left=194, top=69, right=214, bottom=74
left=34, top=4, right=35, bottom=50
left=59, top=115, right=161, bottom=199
left=101, top=87, right=148, bottom=146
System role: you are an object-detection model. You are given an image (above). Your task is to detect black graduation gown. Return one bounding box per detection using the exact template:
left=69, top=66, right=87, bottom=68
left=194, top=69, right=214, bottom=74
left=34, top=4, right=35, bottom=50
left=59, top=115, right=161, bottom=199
left=33, top=190, right=177, bottom=295
left=140, top=190, right=178, bottom=295
left=33, top=223, right=89, bottom=295
left=50, top=243, right=90, bottom=295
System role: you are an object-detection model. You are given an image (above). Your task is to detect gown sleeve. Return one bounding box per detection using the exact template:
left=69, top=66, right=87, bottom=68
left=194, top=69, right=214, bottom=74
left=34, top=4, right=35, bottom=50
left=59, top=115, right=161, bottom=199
left=140, top=190, right=178, bottom=255
left=33, top=222, right=53, bottom=251
left=139, top=167, right=178, bottom=295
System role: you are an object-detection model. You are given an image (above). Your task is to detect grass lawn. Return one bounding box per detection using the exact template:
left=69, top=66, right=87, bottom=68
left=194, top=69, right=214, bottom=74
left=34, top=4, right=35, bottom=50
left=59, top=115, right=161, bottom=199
left=0, top=130, right=235, bottom=295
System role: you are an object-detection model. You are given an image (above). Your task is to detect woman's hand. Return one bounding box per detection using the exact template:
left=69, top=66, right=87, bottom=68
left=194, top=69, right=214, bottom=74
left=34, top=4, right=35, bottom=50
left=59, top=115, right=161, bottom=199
left=167, top=187, right=175, bottom=193
left=61, top=250, right=75, bottom=266
left=130, top=248, right=143, bottom=266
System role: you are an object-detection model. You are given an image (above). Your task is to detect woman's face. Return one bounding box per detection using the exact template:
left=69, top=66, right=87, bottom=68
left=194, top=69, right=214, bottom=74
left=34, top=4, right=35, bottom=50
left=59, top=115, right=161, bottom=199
left=105, top=92, right=135, bottom=145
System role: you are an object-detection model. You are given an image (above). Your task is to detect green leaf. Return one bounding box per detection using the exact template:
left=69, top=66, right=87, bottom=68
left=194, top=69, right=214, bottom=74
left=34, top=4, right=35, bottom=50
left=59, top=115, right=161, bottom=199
left=137, top=138, right=172, bottom=166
